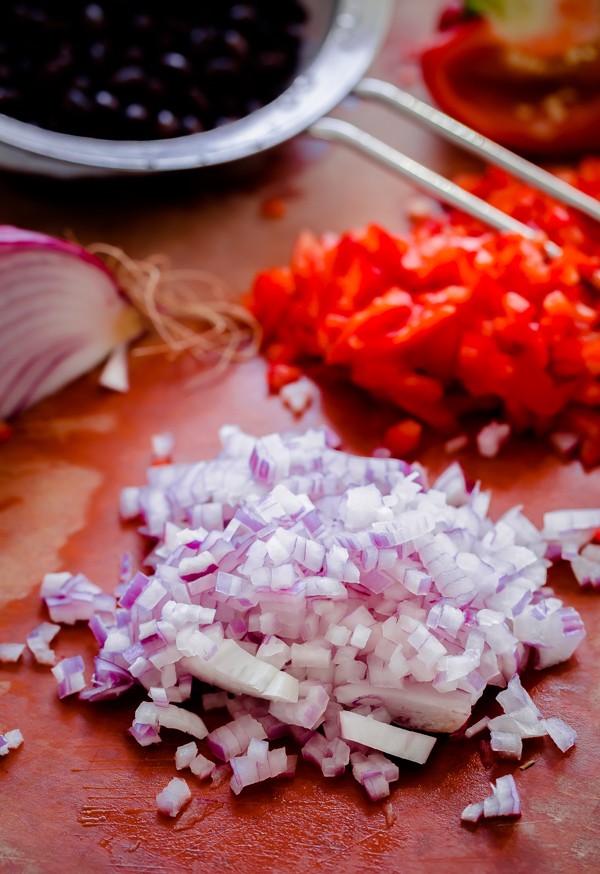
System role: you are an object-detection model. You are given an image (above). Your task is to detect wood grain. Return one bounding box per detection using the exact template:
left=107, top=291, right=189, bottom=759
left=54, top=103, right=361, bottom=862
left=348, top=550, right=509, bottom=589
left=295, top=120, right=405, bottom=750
left=1, top=3, right=600, bottom=873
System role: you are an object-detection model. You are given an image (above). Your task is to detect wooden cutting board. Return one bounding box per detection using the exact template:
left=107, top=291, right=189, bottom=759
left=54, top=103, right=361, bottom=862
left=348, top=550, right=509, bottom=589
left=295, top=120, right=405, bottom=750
left=1, top=3, right=600, bottom=872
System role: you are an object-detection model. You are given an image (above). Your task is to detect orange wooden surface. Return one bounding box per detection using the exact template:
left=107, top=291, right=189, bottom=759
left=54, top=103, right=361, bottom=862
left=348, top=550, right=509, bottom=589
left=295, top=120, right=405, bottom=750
left=1, top=3, right=600, bottom=873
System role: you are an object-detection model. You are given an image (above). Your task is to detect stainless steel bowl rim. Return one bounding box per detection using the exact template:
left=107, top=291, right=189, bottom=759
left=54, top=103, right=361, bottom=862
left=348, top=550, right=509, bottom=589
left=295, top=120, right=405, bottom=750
left=0, top=0, right=393, bottom=176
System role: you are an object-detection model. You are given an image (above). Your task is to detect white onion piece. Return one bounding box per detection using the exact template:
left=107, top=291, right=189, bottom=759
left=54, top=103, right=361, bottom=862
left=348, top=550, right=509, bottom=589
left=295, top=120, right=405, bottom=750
left=541, top=717, right=577, bottom=752
left=490, top=730, right=523, bottom=759
left=339, top=710, right=436, bottom=764
left=461, top=802, right=484, bottom=823
left=570, top=554, right=600, bottom=588
left=280, top=377, right=315, bottom=416
left=0, top=226, right=143, bottom=418
left=26, top=621, right=61, bottom=666
left=483, top=774, right=521, bottom=818
left=51, top=655, right=86, bottom=699
left=0, top=643, right=25, bottom=663
left=175, top=741, right=198, bottom=770
left=134, top=701, right=207, bottom=740
left=476, top=421, right=511, bottom=458
left=189, top=753, right=216, bottom=779
left=181, top=640, right=299, bottom=703
left=464, top=716, right=490, bottom=738
left=98, top=342, right=130, bottom=393
left=0, top=729, right=24, bottom=756
left=462, top=774, right=521, bottom=823
left=334, top=682, right=472, bottom=733
left=542, top=509, right=600, bottom=540
left=156, top=776, right=192, bottom=817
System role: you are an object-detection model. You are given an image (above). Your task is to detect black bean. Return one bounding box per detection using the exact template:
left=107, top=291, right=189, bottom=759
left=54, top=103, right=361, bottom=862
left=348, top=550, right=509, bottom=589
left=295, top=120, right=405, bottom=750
left=63, top=88, right=93, bottom=115
left=83, top=4, right=106, bottom=30
left=156, top=108, right=179, bottom=137
left=204, top=56, right=241, bottom=86
left=229, top=4, right=258, bottom=27
left=124, top=46, right=145, bottom=64
left=189, top=26, right=218, bottom=56
left=124, top=103, right=148, bottom=123
left=73, top=74, right=92, bottom=92
left=223, top=30, right=248, bottom=59
left=0, top=0, right=308, bottom=140
left=181, top=114, right=203, bottom=134
left=44, top=46, right=74, bottom=79
left=95, top=90, right=119, bottom=112
left=0, top=86, right=19, bottom=109
left=89, top=41, right=110, bottom=68
left=111, top=65, right=146, bottom=88
left=131, top=13, right=154, bottom=33
left=160, top=52, right=191, bottom=76
left=188, top=87, right=209, bottom=114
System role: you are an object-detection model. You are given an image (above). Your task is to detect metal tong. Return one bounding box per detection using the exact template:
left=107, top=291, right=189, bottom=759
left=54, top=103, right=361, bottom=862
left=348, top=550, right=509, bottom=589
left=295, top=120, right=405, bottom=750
left=310, top=78, right=600, bottom=259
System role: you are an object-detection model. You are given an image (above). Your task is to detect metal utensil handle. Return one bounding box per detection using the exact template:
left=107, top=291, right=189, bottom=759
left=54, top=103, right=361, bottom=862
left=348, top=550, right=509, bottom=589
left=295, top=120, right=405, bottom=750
left=355, top=78, right=600, bottom=225
left=309, top=116, right=561, bottom=260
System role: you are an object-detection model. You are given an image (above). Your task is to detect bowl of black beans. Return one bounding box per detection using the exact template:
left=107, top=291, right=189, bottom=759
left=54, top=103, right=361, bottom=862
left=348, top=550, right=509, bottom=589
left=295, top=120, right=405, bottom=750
left=0, top=0, right=392, bottom=177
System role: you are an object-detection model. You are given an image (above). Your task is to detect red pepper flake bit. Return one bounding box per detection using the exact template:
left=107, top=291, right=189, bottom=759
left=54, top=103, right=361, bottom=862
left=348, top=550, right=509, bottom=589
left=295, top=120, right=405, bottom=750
left=261, top=197, right=287, bottom=220
left=0, top=420, right=12, bottom=441
left=267, top=362, right=303, bottom=394
left=383, top=419, right=423, bottom=458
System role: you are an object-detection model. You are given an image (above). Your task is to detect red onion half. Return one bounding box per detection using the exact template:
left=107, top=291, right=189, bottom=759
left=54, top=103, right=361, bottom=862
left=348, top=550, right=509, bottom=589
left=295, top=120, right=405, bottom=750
left=0, top=226, right=143, bottom=419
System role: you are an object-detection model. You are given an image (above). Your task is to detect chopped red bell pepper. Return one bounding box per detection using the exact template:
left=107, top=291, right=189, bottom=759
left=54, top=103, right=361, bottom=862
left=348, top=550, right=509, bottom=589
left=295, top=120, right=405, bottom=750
left=246, top=156, right=600, bottom=466
left=420, top=10, right=600, bottom=157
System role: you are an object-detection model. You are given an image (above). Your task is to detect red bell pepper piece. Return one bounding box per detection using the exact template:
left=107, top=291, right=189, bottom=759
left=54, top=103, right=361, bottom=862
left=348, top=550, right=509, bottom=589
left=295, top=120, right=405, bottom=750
left=383, top=419, right=423, bottom=458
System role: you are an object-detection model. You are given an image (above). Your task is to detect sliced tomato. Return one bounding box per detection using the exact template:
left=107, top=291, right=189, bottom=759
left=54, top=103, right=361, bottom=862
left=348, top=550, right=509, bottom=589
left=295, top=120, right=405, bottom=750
left=420, top=17, right=600, bottom=157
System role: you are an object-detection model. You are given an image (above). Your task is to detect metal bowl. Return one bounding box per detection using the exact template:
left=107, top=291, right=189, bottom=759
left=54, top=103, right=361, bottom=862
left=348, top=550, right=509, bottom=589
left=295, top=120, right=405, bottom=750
left=0, top=0, right=393, bottom=178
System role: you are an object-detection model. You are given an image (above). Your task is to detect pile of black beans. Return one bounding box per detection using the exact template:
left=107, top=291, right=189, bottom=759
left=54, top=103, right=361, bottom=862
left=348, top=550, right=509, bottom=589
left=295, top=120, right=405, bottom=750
left=0, top=1, right=307, bottom=140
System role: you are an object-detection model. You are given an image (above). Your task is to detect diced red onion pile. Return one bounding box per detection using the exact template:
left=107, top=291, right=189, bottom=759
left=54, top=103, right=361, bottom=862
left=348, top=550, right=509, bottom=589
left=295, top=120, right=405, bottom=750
left=38, top=426, right=598, bottom=809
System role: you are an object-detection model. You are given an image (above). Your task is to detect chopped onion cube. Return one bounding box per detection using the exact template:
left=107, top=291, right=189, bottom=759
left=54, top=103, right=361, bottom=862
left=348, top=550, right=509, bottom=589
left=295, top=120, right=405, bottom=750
left=51, top=655, right=86, bottom=698
left=189, top=753, right=216, bottom=780
left=463, top=774, right=521, bottom=823
left=0, top=643, right=25, bottom=663
left=490, top=730, right=523, bottom=760
left=156, top=777, right=192, bottom=817
left=175, top=742, right=198, bottom=770
left=461, top=802, right=484, bottom=823
left=483, top=774, right=521, bottom=818
left=541, top=717, right=577, bottom=752
left=476, top=421, right=510, bottom=458
left=26, top=621, right=61, bottom=666
left=0, top=729, right=24, bottom=756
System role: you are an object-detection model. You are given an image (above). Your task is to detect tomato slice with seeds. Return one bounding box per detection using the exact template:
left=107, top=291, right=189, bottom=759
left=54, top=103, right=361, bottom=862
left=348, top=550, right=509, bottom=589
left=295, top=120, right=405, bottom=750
left=420, top=16, right=600, bottom=157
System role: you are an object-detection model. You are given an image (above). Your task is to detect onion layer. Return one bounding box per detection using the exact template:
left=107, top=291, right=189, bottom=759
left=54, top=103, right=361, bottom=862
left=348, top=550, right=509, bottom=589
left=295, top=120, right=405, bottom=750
left=0, top=226, right=142, bottom=419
